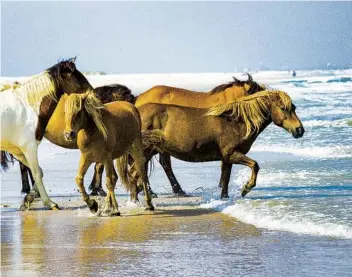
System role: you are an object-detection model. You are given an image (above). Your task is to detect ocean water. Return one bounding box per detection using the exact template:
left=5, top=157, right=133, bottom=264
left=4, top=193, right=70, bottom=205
left=1, top=69, right=351, bottom=239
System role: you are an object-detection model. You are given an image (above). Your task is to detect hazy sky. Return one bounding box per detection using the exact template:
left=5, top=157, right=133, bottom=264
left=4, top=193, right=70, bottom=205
left=1, top=1, right=351, bottom=76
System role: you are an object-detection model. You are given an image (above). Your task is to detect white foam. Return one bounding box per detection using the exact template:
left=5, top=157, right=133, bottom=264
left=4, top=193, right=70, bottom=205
left=222, top=201, right=352, bottom=239
left=303, top=119, right=352, bottom=128
left=201, top=198, right=352, bottom=239
left=251, top=144, right=352, bottom=159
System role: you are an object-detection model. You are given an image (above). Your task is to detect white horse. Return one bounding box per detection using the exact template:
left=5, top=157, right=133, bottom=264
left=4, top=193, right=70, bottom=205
left=0, top=58, right=93, bottom=210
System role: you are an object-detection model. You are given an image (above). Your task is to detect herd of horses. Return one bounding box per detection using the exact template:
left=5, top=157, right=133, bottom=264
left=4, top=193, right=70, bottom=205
left=0, top=58, right=305, bottom=216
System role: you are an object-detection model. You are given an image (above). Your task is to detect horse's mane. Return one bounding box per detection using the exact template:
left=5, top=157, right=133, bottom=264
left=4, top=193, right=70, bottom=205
left=206, top=90, right=292, bottom=139
left=65, top=91, right=108, bottom=140
left=12, top=72, right=57, bottom=113
left=209, top=74, right=266, bottom=95
left=12, top=58, right=78, bottom=114
left=94, top=83, right=135, bottom=103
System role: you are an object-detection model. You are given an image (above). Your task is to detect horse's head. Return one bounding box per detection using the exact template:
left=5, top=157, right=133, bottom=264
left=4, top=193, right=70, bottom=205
left=64, top=92, right=107, bottom=141
left=47, top=57, right=93, bottom=96
left=270, top=92, right=305, bottom=138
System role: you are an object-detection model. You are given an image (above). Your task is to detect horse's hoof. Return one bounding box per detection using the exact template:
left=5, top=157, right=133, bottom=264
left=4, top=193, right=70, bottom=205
left=98, top=189, right=107, bottom=197
left=110, top=211, right=121, bottom=217
left=241, top=189, right=249, bottom=197
left=19, top=204, right=29, bottom=211
left=90, top=191, right=98, bottom=196
left=50, top=204, right=61, bottom=210
left=88, top=200, right=99, bottom=214
left=145, top=206, right=155, bottom=211
left=221, top=194, right=229, bottom=199
left=100, top=209, right=111, bottom=217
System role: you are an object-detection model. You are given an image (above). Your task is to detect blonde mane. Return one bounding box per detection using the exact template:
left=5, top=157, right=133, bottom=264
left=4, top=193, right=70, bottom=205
left=65, top=91, right=108, bottom=140
left=206, top=90, right=292, bottom=139
left=12, top=72, right=57, bottom=114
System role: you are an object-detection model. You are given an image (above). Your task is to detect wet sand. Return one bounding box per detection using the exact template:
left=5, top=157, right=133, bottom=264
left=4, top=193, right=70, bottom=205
left=2, top=196, right=351, bottom=277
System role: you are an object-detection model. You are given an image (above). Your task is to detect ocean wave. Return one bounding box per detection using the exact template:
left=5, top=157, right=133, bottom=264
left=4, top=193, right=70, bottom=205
left=201, top=199, right=352, bottom=239
left=303, top=119, right=352, bottom=128
left=251, top=144, right=352, bottom=159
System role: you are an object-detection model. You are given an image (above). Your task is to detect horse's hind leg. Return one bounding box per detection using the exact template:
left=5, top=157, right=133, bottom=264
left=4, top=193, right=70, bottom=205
left=218, top=161, right=233, bottom=199
left=20, top=162, right=31, bottom=194
left=75, top=155, right=98, bottom=214
left=226, top=152, right=259, bottom=197
left=131, top=141, right=154, bottom=211
left=23, top=145, right=59, bottom=210
left=89, top=163, right=107, bottom=197
left=101, top=158, right=120, bottom=217
left=159, top=153, right=186, bottom=196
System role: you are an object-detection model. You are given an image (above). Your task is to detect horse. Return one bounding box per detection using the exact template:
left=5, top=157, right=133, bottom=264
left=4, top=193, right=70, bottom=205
left=133, top=74, right=268, bottom=196
left=4, top=83, right=135, bottom=197
left=0, top=58, right=93, bottom=210
left=63, top=92, right=154, bottom=216
left=129, top=90, right=305, bottom=199
left=5, top=75, right=265, bottom=199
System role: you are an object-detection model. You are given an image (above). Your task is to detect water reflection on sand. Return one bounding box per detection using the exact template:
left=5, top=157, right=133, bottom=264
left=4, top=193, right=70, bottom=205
left=2, top=204, right=262, bottom=277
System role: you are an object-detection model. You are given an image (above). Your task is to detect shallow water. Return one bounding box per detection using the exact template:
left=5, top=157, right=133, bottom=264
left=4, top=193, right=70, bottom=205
left=1, top=202, right=352, bottom=277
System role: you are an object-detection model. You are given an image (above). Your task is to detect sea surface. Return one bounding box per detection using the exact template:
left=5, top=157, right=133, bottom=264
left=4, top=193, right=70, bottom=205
left=1, top=69, right=351, bottom=276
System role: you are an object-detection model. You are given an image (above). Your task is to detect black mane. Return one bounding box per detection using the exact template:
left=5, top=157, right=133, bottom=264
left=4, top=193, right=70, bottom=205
left=210, top=74, right=264, bottom=95
left=46, top=58, right=77, bottom=84
left=94, top=83, right=135, bottom=103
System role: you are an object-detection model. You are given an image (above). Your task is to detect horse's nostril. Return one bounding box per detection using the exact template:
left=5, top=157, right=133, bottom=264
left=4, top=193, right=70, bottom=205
left=296, top=127, right=305, bottom=137
left=69, top=131, right=76, bottom=139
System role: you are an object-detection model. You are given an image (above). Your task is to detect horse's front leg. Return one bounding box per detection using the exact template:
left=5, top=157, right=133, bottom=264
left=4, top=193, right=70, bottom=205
left=23, top=144, right=59, bottom=210
left=75, top=155, right=98, bottom=214
left=100, top=159, right=120, bottom=217
left=88, top=163, right=107, bottom=197
left=226, top=152, right=259, bottom=197
left=159, top=153, right=186, bottom=196
left=218, top=161, right=233, bottom=199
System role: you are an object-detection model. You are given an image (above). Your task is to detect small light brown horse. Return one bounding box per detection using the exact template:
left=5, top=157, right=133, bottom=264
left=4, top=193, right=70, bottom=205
left=63, top=92, right=154, bottom=216
left=131, top=90, right=305, bottom=198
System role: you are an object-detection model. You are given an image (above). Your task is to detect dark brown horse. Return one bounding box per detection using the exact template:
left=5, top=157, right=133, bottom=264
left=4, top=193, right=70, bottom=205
left=130, top=90, right=305, bottom=199
left=134, top=74, right=267, bottom=196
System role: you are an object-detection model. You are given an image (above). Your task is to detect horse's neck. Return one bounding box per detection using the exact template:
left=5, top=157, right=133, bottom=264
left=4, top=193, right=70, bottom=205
left=35, top=96, right=63, bottom=141
left=212, top=88, right=246, bottom=104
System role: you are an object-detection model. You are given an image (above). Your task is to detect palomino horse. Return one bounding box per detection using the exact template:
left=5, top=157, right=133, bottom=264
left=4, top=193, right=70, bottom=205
left=134, top=74, right=267, bottom=196
left=3, top=83, right=135, bottom=197
left=0, top=58, right=93, bottom=210
left=63, top=92, right=154, bottom=216
left=130, top=90, right=305, bottom=198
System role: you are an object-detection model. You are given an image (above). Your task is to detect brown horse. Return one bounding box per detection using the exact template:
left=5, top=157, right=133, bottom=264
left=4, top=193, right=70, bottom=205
left=63, top=92, right=154, bottom=216
left=134, top=74, right=267, bottom=196
left=131, top=90, right=304, bottom=198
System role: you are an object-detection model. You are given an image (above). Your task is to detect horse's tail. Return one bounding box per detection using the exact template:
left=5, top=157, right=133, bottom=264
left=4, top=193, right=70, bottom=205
left=141, top=129, right=166, bottom=153
left=115, top=154, right=133, bottom=192
left=1, top=151, right=15, bottom=171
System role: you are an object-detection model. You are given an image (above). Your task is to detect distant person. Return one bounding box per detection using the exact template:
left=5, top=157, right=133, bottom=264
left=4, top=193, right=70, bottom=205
left=292, top=70, right=297, bottom=78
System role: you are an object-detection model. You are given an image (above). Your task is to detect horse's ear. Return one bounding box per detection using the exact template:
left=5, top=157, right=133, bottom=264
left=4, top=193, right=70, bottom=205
left=68, top=57, right=77, bottom=64
left=243, top=73, right=253, bottom=82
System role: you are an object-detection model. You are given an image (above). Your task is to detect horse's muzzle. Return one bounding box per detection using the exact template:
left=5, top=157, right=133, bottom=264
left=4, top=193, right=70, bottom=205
left=64, top=131, right=76, bottom=141
left=293, top=126, right=305, bottom=138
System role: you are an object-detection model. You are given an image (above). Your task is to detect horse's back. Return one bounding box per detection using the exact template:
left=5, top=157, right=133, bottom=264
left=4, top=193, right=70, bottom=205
left=135, top=85, right=212, bottom=108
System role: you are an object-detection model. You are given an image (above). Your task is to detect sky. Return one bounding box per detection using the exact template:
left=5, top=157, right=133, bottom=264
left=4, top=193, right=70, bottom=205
left=1, top=1, right=352, bottom=76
